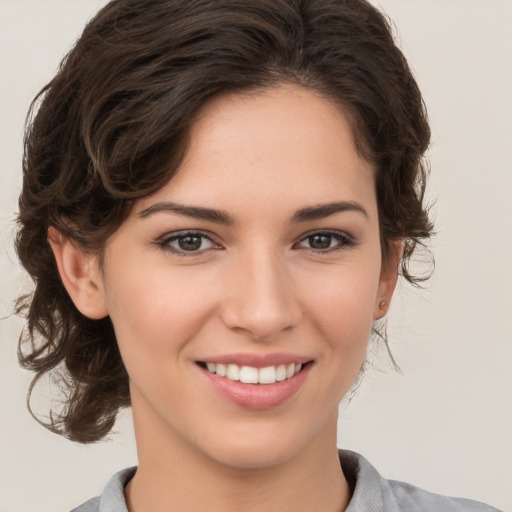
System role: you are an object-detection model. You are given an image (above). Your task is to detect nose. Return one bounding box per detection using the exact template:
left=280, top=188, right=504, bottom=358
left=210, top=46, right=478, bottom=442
left=219, top=248, right=302, bottom=341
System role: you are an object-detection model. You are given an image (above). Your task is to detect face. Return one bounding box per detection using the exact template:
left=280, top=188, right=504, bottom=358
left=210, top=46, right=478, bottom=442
left=93, top=86, right=396, bottom=470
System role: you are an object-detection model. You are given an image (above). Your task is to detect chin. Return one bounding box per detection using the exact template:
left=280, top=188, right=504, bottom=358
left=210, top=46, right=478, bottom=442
left=207, top=442, right=302, bottom=471
left=198, top=419, right=328, bottom=471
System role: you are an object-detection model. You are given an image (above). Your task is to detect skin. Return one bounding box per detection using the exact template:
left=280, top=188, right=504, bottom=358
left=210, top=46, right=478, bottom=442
left=50, top=85, right=399, bottom=512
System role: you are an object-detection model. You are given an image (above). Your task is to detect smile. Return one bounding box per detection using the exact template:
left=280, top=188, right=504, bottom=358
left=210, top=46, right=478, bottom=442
left=202, top=362, right=302, bottom=384
left=197, top=359, right=313, bottom=409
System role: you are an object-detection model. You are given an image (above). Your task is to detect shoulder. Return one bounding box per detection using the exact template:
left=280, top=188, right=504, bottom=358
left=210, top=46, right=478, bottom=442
left=383, top=478, right=501, bottom=512
left=68, top=467, right=136, bottom=512
left=339, top=450, right=503, bottom=512
left=69, top=497, right=100, bottom=512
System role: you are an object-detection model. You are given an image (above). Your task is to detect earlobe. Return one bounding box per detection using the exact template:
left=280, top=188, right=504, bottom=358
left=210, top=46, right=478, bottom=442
left=48, top=226, right=108, bottom=319
left=373, top=240, right=402, bottom=320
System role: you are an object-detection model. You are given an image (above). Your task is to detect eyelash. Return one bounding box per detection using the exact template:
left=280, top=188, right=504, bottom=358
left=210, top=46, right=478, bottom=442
left=155, top=231, right=220, bottom=256
left=294, top=230, right=356, bottom=253
left=155, top=229, right=356, bottom=256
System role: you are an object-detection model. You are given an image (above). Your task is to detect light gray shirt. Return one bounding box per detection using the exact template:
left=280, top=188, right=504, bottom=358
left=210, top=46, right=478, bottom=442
left=70, top=450, right=503, bottom=511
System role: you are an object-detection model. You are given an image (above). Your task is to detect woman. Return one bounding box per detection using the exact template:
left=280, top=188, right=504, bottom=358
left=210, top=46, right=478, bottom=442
left=13, top=0, right=504, bottom=511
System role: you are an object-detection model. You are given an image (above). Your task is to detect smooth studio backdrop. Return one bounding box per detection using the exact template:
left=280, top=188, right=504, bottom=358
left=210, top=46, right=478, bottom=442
left=1, top=1, right=511, bottom=511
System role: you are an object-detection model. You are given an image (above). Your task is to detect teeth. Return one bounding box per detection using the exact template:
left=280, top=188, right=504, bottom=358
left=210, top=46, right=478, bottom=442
left=239, top=366, right=259, bottom=384
left=276, top=364, right=287, bottom=381
left=258, top=366, right=276, bottom=384
left=226, top=364, right=240, bottom=381
left=216, top=363, right=226, bottom=377
left=203, top=362, right=305, bottom=384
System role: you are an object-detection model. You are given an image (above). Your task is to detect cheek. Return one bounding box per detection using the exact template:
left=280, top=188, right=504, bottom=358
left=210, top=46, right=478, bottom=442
left=103, top=260, right=220, bottom=360
left=304, top=262, right=381, bottom=333
left=299, top=259, right=381, bottom=382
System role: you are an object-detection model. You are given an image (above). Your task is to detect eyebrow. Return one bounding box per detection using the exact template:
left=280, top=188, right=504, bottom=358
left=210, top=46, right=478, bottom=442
left=138, top=200, right=368, bottom=224
left=138, top=201, right=235, bottom=224
left=291, top=201, right=368, bottom=222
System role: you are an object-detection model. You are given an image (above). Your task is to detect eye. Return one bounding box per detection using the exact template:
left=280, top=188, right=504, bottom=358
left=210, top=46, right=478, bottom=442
left=157, top=231, right=219, bottom=255
left=295, top=230, right=355, bottom=252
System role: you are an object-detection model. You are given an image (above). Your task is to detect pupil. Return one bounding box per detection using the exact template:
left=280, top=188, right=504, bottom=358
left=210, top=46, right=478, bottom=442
left=310, top=234, right=331, bottom=249
left=178, top=235, right=202, bottom=251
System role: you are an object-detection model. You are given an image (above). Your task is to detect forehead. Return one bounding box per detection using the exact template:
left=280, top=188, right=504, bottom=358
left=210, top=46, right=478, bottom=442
left=136, top=85, right=376, bottom=220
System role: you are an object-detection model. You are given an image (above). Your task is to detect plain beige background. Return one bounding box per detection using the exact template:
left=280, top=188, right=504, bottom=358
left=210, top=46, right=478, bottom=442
left=1, top=1, right=511, bottom=511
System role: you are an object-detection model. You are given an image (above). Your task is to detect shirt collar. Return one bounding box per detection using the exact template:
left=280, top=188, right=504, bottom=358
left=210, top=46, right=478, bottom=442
left=95, top=451, right=384, bottom=512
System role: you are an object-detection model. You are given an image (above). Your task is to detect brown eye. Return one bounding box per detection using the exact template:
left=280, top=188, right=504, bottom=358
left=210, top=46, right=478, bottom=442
left=307, top=234, right=333, bottom=250
left=158, top=231, right=217, bottom=254
left=178, top=235, right=203, bottom=251
left=296, top=230, right=355, bottom=252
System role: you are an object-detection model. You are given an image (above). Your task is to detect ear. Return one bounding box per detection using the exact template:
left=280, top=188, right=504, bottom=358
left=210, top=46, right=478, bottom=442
left=48, top=226, right=108, bottom=319
left=373, top=240, right=402, bottom=320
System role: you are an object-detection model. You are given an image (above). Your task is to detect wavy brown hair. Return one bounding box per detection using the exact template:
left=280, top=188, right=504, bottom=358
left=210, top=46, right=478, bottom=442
left=16, top=0, right=433, bottom=443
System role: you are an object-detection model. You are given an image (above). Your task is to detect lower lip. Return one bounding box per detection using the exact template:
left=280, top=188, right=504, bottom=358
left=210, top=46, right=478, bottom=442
left=198, top=364, right=312, bottom=410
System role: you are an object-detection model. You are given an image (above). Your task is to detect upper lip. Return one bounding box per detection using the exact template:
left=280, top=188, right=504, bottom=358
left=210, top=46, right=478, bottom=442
left=197, top=352, right=313, bottom=368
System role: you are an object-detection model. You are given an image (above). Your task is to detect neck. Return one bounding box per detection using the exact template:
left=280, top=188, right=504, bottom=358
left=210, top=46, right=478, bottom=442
left=126, top=403, right=350, bottom=512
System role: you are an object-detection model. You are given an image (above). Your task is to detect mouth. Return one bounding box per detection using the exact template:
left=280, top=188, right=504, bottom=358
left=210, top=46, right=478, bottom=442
left=196, top=361, right=310, bottom=385
left=196, top=358, right=313, bottom=409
